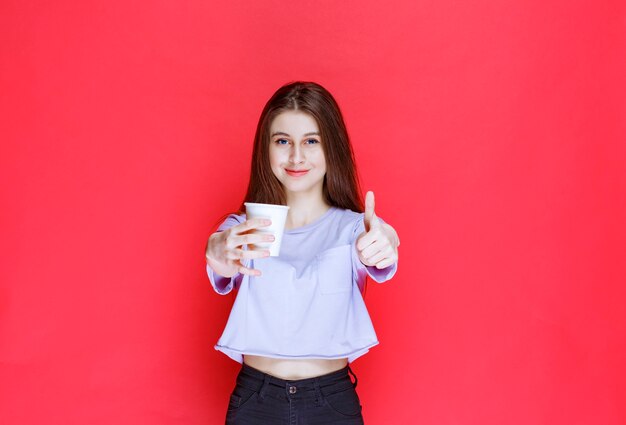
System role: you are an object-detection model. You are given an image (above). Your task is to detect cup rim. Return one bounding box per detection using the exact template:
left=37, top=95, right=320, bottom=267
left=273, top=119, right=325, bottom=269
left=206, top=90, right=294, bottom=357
left=244, top=202, right=290, bottom=210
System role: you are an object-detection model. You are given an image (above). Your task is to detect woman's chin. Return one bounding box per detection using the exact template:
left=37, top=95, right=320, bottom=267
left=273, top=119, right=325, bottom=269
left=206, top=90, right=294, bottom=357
left=283, top=184, right=319, bottom=196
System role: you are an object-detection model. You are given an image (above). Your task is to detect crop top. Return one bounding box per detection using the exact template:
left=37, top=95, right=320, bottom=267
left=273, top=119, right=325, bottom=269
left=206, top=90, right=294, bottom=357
left=206, top=206, right=398, bottom=364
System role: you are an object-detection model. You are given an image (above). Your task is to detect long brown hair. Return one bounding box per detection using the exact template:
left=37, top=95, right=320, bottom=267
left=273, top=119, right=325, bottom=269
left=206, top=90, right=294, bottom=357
left=238, top=81, right=364, bottom=213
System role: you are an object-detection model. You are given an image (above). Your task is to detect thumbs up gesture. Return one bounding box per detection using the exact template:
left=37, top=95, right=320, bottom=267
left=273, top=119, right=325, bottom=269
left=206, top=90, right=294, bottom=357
left=356, top=191, right=400, bottom=269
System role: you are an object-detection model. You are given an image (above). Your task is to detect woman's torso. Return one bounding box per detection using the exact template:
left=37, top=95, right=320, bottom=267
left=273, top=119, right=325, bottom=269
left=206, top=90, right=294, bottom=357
left=243, top=354, right=348, bottom=379
left=209, top=207, right=395, bottom=367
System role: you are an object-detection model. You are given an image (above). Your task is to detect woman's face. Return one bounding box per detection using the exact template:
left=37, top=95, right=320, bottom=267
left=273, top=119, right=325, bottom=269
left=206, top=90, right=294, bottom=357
left=269, top=110, right=327, bottom=199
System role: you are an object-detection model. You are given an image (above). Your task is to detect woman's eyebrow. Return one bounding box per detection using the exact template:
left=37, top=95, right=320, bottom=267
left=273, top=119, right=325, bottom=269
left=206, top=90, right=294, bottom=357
left=270, top=131, right=320, bottom=137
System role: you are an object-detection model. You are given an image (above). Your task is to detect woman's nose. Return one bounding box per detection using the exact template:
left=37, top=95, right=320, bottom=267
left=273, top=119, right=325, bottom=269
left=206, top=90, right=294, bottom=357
left=289, top=145, right=304, bottom=163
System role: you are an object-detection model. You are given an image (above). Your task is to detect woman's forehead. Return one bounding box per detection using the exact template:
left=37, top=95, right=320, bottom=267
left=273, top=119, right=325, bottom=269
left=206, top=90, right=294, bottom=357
left=270, top=111, right=319, bottom=134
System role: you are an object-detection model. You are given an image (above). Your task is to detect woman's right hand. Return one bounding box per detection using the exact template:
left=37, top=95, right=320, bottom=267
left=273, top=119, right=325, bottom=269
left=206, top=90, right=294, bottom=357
left=205, top=218, right=274, bottom=277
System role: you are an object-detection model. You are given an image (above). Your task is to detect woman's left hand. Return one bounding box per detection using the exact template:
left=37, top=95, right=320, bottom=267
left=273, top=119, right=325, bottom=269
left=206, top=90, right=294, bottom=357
left=356, top=191, right=400, bottom=269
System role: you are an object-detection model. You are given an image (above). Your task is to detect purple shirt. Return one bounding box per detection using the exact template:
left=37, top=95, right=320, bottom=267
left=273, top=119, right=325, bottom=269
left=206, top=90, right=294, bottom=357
left=206, top=206, right=397, bottom=363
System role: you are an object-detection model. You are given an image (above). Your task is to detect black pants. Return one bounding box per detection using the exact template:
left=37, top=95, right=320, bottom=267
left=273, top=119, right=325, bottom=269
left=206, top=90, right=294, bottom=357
left=225, top=362, right=365, bottom=425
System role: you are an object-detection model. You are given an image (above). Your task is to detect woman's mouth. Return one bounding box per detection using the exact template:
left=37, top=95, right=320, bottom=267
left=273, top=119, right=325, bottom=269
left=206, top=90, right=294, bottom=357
left=285, top=169, right=309, bottom=177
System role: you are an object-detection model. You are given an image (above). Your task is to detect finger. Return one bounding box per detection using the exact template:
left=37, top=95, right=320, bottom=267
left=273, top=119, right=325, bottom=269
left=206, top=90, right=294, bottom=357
left=232, top=218, right=272, bottom=235
left=228, top=232, right=275, bottom=248
left=237, top=248, right=271, bottom=260
left=362, top=243, right=390, bottom=263
left=235, top=260, right=262, bottom=276
left=226, top=248, right=268, bottom=261
left=369, top=214, right=381, bottom=229
left=364, top=191, right=375, bottom=232
left=356, top=227, right=382, bottom=251
left=374, top=257, right=395, bottom=269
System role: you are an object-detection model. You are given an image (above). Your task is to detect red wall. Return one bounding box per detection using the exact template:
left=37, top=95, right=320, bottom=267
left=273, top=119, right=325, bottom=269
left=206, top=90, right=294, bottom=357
left=1, top=1, right=625, bottom=424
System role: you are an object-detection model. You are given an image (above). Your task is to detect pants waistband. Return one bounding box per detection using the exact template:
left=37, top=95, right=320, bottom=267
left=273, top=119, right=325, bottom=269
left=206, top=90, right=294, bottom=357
left=237, top=362, right=358, bottom=401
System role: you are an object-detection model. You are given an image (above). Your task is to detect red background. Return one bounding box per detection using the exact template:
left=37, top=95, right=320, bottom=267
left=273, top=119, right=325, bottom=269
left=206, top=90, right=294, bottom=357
left=1, top=1, right=625, bottom=424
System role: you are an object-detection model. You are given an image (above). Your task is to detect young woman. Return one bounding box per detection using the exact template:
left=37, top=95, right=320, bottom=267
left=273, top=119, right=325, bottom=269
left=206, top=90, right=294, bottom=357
left=205, top=81, right=400, bottom=424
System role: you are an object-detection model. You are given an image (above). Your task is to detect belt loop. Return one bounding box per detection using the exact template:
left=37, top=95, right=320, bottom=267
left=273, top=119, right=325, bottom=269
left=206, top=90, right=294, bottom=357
left=258, top=374, right=271, bottom=401
left=313, top=377, right=324, bottom=406
left=348, top=365, right=358, bottom=389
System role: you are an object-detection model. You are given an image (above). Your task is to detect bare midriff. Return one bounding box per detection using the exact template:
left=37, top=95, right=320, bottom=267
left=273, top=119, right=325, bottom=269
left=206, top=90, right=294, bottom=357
left=243, top=354, right=348, bottom=380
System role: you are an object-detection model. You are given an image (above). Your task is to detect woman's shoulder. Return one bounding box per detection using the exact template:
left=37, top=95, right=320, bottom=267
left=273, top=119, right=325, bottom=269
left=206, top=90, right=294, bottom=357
left=332, top=207, right=363, bottom=219
left=332, top=207, right=364, bottom=225
left=327, top=208, right=366, bottom=237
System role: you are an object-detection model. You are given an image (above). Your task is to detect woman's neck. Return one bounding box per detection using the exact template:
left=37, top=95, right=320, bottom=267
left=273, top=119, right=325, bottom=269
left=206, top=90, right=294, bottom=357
left=284, top=191, right=331, bottom=230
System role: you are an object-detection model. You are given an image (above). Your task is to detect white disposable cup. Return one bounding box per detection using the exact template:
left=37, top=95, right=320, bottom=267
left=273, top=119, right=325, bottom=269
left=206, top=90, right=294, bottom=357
left=244, top=202, right=290, bottom=257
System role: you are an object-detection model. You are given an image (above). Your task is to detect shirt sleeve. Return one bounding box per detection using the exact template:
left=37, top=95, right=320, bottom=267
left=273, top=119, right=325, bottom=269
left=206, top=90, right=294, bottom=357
left=351, top=212, right=398, bottom=283
left=206, top=213, right=246, bottom=295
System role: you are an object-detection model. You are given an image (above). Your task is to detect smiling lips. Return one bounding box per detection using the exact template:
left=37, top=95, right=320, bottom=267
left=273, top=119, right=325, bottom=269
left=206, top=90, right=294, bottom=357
left=285, top=169, right=310, bottom=177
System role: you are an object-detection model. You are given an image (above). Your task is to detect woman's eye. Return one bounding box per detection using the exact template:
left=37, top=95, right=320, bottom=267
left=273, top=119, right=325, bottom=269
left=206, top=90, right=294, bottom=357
left=305, top=139, right=319, bottom=145
left=275, top=139, right=289, bottom=145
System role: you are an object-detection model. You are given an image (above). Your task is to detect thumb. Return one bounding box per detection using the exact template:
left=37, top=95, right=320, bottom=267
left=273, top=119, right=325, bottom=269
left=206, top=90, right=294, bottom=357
left=364, top=191, right=380, bottom=232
